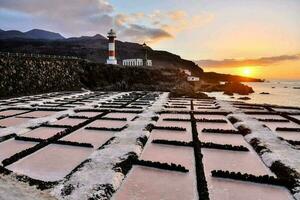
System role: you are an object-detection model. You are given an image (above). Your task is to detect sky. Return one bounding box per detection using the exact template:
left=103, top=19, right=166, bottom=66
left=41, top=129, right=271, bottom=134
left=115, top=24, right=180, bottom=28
left=0, top=0, right=300, bottom=80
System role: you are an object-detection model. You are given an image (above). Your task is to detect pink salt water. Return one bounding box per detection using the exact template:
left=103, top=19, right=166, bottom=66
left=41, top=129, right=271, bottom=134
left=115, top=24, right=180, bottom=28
left=0, top=139, right=37, bottom=162
left=104, top=112, right=138, bottom=121
left=61, top=128, right=113, bottom=148
left=202, top=148, right=293, bottom=200
left=274, top=131, right=300, bottom=141
left=23, top=127, right=65, bottom=139
left=196, top=122, right=236, bottom=132
left=0, top=117, right=30, bottom=127
left=202, top=148, right=271, bottom=176
left=17, top=111, right=58, bottom=118
left=155, top=121, right=191, bottom=132
left=199, top=133, right=248, bottom=146
left=52, top=118, right=86, bottom=126
left=115, top=142, right=197, bottom=200
left=263, top=121, right=300, bottom=132
left=114, top=166, right=197, bottom=200
left=150, top=129, right=192, bottom=142
left=207, top=178, right=293, bottom=200
left=7, top=144, right=93, bottom=181
left=0, top=109, right=29, bottom=117
left=88, top=119, right=127, bottom=129
left=140, top=143, right=195, bottom=168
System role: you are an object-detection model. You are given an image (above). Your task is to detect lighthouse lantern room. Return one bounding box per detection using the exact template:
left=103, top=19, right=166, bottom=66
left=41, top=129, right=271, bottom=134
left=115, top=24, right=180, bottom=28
left=106, top=29, right=117, bottom=65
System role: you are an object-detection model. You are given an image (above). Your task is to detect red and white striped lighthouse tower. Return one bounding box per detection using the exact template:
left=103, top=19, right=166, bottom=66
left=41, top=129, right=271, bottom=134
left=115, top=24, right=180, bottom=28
left=106, top=29, right=117, bottom=65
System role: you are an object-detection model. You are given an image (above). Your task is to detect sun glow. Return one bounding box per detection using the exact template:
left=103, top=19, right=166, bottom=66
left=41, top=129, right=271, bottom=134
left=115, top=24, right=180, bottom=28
left=242, top=68, right=252, bottom=76
left=236, top=67, right=256, bottom=77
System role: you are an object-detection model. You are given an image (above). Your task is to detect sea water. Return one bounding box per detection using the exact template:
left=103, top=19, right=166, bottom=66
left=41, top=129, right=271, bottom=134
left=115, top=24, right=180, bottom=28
left=206, top=80, right=300, bottom=107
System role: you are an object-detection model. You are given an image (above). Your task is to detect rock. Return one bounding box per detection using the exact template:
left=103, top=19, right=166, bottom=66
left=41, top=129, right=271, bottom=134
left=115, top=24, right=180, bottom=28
left=238, top=97, right=251, bottom=100
left=260, top=92, right=270, bottom=95
left=223, top=91, right=234, bottom=96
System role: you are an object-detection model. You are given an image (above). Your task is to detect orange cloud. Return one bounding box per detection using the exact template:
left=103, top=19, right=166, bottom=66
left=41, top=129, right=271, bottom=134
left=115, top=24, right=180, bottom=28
left=196, top=54, right=300, bottom=68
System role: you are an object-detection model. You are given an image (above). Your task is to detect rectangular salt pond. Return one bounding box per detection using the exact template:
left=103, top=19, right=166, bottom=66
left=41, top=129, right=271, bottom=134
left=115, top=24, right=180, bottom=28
left=7, top=144, right=93, bottom=182
left=274, top=131, right=300, bottom=141
left=60, top=128, right=113, bottom=148
left=17, top=111, right=58, bottom=118
left=263, top=121, right=300, bottom=132
left=0, top=117, right=30, bottom=127
left=115, top=141, right=197, bottom=200
left=140, top=143, right=195, bottom=169
left=52, top=118, right=87, bottom=126
left=0, top=139, right=37, bottom=163
left=23, top=127, right=65, bottom=139
left=196, top=122, right=236, bottom=132
left=114, top=166, right=197, bottom=200
left=104, top=112, right=138, bottom=121
left=150, top=129, right=192, bottom=142
left=87, top=119, right=127, bottom=129
left=0, top=109, right=29, bottom=117
left=155, top=121, right=191, bottom=132
left=202, top=148, right=272, bottom=176
left=202, top=148, right=293, bottom=200
left=206, top=177, right=293, bottom=200
left=199, top=133, right=248, bottom=147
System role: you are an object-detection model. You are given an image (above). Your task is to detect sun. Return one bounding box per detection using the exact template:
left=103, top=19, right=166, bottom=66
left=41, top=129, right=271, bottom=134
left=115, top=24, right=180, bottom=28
left=241, top=67, right=253, bottom=77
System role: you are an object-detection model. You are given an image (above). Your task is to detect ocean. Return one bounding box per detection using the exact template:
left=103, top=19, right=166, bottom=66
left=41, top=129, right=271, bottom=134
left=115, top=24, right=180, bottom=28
left=205, top=80, right=300, bottom=107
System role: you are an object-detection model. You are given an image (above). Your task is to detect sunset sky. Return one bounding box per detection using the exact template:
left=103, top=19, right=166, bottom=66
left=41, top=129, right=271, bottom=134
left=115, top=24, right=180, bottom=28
left=0, top=0, right=300, bottom=80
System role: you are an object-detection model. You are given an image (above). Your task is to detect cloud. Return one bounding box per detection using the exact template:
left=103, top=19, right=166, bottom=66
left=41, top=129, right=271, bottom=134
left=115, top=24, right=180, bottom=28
left=119, top=24, right=172, bottom=43
left=114, top=10, right=213, bottom=43
left=0, top=0, right=114, bottom=36
left=196, top=54, right=300, bottom=68
left=0, top=1, right=213, bottom=43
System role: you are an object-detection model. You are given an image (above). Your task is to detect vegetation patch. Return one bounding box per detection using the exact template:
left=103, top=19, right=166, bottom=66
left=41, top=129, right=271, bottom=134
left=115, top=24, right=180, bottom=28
left=85, top=125, right=128, bottom=132
left=15, top=136, right=45, bottom=143
left=69, top=115, right=90, bottom=119
left=211, top=170, right=291, bottom=187
left=100, top=117, right=127, bottom=121
left=152, top=125, right=186, bottom=131
left=113, top=152, right=138, bottom=175
left=152, top=139, right=193, bottom=147
left=54, top=140, right=93, bottom=148
left=275, top=127, right=300, bottom=132
left=202, top=128, right=240, bottom=134
left=285, top=140, right=300, bottom=145
left=133, top=159, right=189, bottom=173
left=0, top=133, right=17, bottom=143
left=41, top=124, right=73, bottom=129
left=249, top=138, right=271, bottom=154
left=201, top=142, right=249, bottom=151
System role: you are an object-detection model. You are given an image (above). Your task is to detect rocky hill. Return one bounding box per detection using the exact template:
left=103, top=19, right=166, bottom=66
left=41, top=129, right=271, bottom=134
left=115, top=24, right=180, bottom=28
left=0, top=28, right=262, bottom=82
left=0, top=29, right=65, bottom=40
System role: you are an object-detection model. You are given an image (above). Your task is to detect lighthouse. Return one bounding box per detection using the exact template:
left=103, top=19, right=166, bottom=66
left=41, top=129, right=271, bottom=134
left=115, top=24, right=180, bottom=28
left=106, top=29, right=117, bottom=65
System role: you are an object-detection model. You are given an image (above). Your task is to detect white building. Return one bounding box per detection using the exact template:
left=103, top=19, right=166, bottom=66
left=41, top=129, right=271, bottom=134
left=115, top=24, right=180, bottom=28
left=122, top=59, right=152, bottom=67
left=182, top=69, right=192, bottom=76
left=187, top=76, right=200, bottom=82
